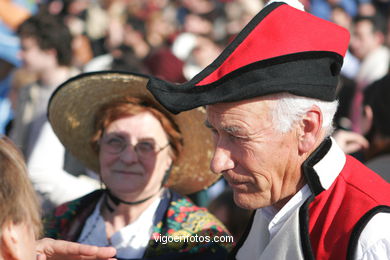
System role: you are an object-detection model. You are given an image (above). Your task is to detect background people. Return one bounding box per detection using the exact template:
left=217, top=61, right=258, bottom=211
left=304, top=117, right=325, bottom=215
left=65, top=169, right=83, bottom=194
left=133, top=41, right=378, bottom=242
left=334, top=73, right=390, bottom=181
left=0, top=0, right=36, bottom=134
left=9, top=13, right=99, bottom=212
left=360, top=75, right=390, bottom=180
left=349, top=14, right=390, bottom=132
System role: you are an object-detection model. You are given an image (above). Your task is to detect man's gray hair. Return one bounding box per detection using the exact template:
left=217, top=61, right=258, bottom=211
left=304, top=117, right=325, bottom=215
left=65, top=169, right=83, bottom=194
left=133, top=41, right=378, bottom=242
left=269, top=93, right=338, bottom=136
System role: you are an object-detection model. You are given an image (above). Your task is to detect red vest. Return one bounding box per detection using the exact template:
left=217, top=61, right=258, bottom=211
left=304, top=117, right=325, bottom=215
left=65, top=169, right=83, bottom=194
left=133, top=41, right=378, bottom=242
left=231, top=139, right=390, bottom=260
left=303, top=155, right=390, bottom=260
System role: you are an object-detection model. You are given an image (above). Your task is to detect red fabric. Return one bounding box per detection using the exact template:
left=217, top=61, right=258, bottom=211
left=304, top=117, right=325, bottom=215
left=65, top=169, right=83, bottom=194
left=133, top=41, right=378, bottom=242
left=308, top=155, right=390, bottom=260
left=144, top=47, right=186, bottom=83
left=197, top=4, right=349, bottom=86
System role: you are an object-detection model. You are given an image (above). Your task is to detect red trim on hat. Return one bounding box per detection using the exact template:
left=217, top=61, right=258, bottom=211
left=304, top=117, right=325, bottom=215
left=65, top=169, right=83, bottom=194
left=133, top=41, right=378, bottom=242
left=197, top=4, right=349, bottom=86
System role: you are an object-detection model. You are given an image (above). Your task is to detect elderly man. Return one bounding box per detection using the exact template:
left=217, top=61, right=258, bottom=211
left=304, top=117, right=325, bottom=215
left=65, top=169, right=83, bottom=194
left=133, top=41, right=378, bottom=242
left=147, top=1, right=390, bottom=259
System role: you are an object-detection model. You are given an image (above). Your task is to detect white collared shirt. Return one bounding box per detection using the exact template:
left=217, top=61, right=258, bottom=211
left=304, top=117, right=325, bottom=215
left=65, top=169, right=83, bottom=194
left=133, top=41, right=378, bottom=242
left=78, top=195, right=162, bottom=259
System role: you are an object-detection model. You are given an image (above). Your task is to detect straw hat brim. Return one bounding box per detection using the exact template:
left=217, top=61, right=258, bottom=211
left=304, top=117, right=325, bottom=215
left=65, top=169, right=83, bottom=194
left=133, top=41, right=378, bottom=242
left=48, top=71, right=219, bottom=194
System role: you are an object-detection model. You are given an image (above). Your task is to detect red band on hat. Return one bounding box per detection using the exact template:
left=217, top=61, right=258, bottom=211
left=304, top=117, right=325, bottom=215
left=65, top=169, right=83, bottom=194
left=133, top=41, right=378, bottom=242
left=197, top=4, right=349, bottom=86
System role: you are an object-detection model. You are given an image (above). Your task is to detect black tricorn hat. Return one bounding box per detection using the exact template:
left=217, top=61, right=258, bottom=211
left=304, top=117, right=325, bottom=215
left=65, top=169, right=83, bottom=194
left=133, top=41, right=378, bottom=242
left=147, top=1, right=350, bottom=114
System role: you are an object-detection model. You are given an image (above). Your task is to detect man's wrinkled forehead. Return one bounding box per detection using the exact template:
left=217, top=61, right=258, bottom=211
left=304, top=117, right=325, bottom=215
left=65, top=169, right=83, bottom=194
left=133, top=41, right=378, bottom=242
left=205, top=98, right=273, bottom=125
left=205, top=96, right=274, bottom=114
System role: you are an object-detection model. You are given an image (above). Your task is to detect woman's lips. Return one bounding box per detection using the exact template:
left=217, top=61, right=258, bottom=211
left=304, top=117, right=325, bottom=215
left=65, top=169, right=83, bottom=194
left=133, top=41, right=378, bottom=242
left=113, top=170, right=142, bottom=176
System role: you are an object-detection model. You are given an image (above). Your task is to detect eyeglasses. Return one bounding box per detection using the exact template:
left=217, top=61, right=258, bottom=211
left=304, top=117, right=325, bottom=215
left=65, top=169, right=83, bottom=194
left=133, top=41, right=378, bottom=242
left=99, top=135, right=170, bottom=158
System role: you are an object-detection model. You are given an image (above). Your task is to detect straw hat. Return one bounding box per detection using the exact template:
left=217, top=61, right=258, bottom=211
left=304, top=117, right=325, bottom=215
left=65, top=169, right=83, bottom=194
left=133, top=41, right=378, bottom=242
left=48, top=71, right=219, bottom=194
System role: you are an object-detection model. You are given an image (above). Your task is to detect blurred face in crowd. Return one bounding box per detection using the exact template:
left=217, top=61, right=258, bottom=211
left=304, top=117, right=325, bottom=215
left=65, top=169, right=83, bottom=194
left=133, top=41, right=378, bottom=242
left=184, top=14, right=213, bottom=36
left=192, top=36, right=221, bottom=68
left=19, top=37, right=55, bottom=73
left=206, top=98, right=304, bottom=210
left=331, top=7, right=351, bottom=30
left=351, top=20, right=382, bottom=60
left=99, top=112, right=172, bottom=201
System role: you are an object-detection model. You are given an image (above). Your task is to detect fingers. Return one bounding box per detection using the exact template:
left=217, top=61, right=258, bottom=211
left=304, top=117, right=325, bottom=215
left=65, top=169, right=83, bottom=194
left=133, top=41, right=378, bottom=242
left=62, top=241, right=116, bottom=258
left=36, top=238, right=117, bottom=260
left=36, top=238, right=56, bottom=256
left=333, top=130, right=369, bottom=154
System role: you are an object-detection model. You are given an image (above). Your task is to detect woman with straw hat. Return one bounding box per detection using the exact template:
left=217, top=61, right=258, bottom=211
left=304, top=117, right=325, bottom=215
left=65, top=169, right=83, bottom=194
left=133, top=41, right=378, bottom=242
left=43, top=71, right=231, bottom=259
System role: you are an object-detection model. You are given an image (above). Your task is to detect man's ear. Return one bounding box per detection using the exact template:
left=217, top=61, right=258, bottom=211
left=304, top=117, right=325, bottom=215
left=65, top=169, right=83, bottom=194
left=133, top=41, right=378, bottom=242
left=1, top=222, right=22, bottom=260
left=297, top=106, right=323, bottom=155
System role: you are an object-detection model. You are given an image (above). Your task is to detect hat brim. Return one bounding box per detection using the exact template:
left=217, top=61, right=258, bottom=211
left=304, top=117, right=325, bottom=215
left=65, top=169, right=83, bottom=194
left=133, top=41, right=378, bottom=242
left=48, top=71, right=219, bottom=194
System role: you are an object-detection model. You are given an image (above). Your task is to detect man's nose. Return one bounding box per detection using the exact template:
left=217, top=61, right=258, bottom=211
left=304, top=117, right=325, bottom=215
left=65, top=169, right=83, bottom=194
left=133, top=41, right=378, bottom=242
left=210, top=145, right=235, bottom=174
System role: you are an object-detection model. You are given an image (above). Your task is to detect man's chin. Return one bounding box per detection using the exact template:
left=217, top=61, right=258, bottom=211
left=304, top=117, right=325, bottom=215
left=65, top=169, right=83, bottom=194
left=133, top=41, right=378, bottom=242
left=232, top=190, right=256, bottom=210
left=232, top=189, right=269, bottom=210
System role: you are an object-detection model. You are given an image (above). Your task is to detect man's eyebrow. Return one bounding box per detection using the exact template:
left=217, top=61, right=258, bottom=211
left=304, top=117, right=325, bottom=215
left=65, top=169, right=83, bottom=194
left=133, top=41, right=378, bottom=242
left=223, top=126, right=242, bottom=135
left=204, top=120, right=242, bottom=135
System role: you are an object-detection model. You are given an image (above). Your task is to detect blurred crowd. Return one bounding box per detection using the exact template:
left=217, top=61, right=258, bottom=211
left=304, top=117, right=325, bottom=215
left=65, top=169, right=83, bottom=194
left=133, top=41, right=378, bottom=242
left=1, top=0, right=390, bottom=242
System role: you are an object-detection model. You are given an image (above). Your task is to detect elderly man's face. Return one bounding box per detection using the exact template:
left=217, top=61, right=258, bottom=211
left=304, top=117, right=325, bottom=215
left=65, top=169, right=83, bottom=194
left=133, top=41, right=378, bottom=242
left=206, top=98, right=303, bottom=210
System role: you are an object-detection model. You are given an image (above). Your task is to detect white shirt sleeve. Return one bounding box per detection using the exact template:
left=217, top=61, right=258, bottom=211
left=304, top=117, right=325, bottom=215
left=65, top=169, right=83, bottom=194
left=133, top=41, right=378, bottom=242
left=27, top=121, right=100, bottom=206
left=355, top=212, right=390, bottom=260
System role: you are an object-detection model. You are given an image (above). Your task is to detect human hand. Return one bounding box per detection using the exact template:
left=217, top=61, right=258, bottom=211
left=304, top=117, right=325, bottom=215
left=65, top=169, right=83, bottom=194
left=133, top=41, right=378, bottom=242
left=333, top=129, right=369, bottom=154
left=36, top=238, right=116, bottom=260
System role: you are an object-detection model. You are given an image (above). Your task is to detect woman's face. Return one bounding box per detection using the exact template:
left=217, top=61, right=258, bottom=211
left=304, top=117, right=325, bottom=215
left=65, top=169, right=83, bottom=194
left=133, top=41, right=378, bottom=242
left=99, top=112, right=173, bottom=200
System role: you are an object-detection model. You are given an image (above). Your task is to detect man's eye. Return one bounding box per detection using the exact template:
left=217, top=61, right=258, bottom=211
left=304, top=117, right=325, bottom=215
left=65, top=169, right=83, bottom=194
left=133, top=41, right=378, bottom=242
left=228, top=134, right=247, bottom=142
left=228, top=134, right=239, bottom=140
left=210, top=128, right=218, bottom=135
left=210, top=129, right=219, bottom=142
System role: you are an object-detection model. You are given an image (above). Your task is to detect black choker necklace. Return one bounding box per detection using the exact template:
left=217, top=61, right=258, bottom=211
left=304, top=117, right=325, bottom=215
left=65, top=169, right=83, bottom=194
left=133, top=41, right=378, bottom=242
left=104, top=189, right=160, bottom=212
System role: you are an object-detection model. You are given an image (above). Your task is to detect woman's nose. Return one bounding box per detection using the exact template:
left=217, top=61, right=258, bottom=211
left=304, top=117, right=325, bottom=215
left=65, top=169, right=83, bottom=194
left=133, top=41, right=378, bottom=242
left=119, top=144, right=139, bottom=164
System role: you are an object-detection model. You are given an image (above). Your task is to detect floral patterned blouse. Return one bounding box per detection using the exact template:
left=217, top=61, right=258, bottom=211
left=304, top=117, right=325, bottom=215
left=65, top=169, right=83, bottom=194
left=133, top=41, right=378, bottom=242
left=44, top=189, right=232, bottom=260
